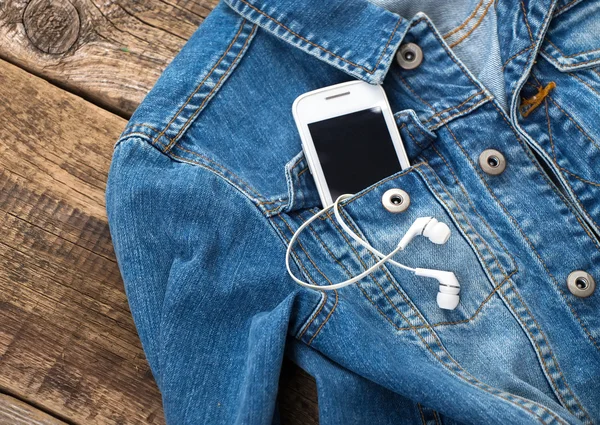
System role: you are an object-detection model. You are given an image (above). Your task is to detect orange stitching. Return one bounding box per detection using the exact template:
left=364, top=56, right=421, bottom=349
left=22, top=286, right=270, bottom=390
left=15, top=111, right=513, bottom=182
left=417, top=168, right=508, bottom=283
left=136, top=123, right=163, bottom=134
left=297, top=167, right=309, bottom=178
left=333, top=211, right=564, bottom=425
left=272, top=217, right=328, bottom=338
left=279, top=214, right=333, bottom=285
left=568, top=72, right=600, bottom=97
left=417, top=404, right=427, bottom=425
left=449, top=0, right=494, bottom=48
left=433, top=410, right=442, bottom=425
left=557, top=167, right=600, bottom=233
left=559, top=166, right=600, bottom=187
left=296, top=211, right=345, bottom=343
left=174, top=142, right=263, bottom=199
left=173, top=25, right=257, bottom=142
left=428, top=143, right=517, bottom=272
left=431, top=97, right=492, bottom=129
left=443, top=0, right=484, bottom=39
left=237, top=0, right=402, bottom=74
left=476, top=101, right=600, bottom=351
left=157, top=20, right=247, bottom=150
left=502, top=45, right=534, bottom=70
left=440, top=121, right=591, bottom=417
left=546, top=38, right=600, bottom=59
left=520, top=82, right=556, bottom=117
left=554, top=0, right=579, bottom=15
left=520, top=0, right=535, bottom=44
left=308, top=290, right=337, bottom=344
left=502, top=281, right=591, bottom=420
left=423, top=91, right=484, bottom=123
left=546, top=95, right=600, bottom=151
left=544, top=99, right=557, bottom=161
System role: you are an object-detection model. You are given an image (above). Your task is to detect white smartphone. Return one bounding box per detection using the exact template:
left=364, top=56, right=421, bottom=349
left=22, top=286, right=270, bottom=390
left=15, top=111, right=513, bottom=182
left=292, top=80, right=410, bottom=207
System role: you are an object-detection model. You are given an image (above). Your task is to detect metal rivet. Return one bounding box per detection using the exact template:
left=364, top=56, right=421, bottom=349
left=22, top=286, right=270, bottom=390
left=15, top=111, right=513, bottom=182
left=382, top=188, right=410, bottom=213
left=479, top=149, right=506, bottom=175
left=396, top=43, right=423, bottom=70
left=567, top=270, right=596, bottom=298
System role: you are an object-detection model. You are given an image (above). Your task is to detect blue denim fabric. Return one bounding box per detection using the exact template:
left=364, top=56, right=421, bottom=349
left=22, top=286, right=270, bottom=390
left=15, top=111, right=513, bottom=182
left=106, top=0, right=600, bottom=423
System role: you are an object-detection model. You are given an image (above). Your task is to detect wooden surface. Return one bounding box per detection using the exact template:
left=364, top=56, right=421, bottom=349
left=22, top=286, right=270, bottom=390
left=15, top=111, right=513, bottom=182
left=0, top=395, right=67, bottom=425
left=0, top=0, right=318, bottom=424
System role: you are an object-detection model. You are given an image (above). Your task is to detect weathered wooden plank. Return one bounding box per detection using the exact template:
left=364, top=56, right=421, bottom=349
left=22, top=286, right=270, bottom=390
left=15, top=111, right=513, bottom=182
left=0, top=394, right=67, bottom=425
left=0, top=58, right=164, bottom=425
left=0, top=0, right=218, bottom=117
left=0, top=56, right=319, bottom=423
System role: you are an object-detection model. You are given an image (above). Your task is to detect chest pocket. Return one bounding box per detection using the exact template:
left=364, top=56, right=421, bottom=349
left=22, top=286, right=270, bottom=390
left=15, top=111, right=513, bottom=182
left=519, top=0, right=600, bottom=235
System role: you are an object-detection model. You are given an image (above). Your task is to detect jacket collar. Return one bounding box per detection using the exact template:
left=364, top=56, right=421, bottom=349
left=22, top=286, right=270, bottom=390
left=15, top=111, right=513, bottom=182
left=224, top=0, right=410, bottom=84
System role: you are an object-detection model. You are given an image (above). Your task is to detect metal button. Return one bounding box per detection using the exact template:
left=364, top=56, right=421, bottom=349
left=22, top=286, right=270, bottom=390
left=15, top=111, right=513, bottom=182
left=567, top=270, right=596, bottom=298
left=479, top=149, right=506, bottom=175
left=382, top=188, right=410, bottom=213
left=396, top=43, right=423, bottom=70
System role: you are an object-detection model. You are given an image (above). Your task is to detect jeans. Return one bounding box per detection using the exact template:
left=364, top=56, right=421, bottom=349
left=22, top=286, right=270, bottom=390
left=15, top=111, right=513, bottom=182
left=105, top=0, right=600, bottom=423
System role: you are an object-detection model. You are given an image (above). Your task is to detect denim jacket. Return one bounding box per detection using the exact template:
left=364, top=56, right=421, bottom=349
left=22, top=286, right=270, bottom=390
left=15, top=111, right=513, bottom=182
left=106, top=0, right=600, bottom=423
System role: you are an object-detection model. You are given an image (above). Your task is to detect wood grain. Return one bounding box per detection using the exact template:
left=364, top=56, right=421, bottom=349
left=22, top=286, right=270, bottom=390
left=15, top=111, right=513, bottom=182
left=0, top=0, right=320, bottom=422
left=0, top=0, right=218, bottom=117
left=0, top=394, right=67, bottom=425
left=0, top=58, right=164, bottom=425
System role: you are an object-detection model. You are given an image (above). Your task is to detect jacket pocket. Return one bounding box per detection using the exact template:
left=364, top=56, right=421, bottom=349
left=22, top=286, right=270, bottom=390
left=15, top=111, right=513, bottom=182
left=276, top=156, right=517, bottom=331
left=541, top=1, right=600, bottom=72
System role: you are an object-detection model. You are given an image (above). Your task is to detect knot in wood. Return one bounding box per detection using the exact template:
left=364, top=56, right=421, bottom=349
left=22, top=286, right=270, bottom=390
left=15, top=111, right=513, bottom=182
left=23, top=0, right=80, bottom=54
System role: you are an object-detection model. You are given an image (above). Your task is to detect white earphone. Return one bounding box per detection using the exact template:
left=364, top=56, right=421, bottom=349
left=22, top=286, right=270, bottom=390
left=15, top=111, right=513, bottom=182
left=285, top=194, right=461, bottom=310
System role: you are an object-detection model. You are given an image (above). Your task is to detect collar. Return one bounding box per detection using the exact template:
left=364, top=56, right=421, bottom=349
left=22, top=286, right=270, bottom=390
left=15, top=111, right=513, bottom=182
left=224, top=0, right=410, bottom=84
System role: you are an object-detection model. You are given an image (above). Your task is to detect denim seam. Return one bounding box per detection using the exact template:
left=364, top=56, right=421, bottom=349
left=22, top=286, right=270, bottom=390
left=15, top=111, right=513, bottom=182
left=559, top=170, right=600, bottom=234
left=560, top=166, right=600, bottom=187
left=433, top=411, right=442, bottom=425
left=423, top=91, right=485, bottom=124
left=520, top=0, right=535, bottom=44
left=544, top=99, right=557, bottom=161
left=156, top=19, right=247, bottom=151
left=490, top=100, right=600, bottom=354
left=328, top=205, right=567, bottom=423
left=416, top=159, right=514, bottom=281
left=170, top=24, right=258, bottom=146
left=554, top=0, right=580, bottom=15
left=277, top=214, right=338, bottom=339
left=428, top=97, right=493, bottom=131
left=270, top=216, right=329, bottom=339
left=426, top=142, right=518, bottom=271
left=524, top=74, right=600, bottom=240
left=443, top=114, right=595, bottom=420
left=417, top=404, right=428, bottom=425
left=546, top=95, right=600, bottom=151
left=500, top=280, right=592, bottom=422
left=448, top=0, right=494, bottom=49
left=326, top=210, right=416, bottom=331
left=295, top=211, right=345, bottom=344
left=567, top=71, right=600, bottom=99
left=330, top=207, right=566, bottom=424
left=333, top=207, right=566, bottom=424
left=509, top=2, right=556, bottom=102
left=442, top=0, right=484, bottom=39
left=545, top=39, right=600, bottom=60
left=231, top=0, right=403, bottom=74
left=503, top=45, right=534, bottom=71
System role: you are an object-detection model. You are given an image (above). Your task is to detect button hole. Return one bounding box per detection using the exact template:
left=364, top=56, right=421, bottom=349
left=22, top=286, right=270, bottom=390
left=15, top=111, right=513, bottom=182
left=575, top=277, right=589, bottom=290
left=390, top=195, right=403, bottom=205
left=487, top=156, right=500, bottom=168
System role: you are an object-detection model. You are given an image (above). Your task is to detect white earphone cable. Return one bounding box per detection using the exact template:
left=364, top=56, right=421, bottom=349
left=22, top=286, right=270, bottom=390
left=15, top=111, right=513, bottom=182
left=285, top=194, right=415, bottom=291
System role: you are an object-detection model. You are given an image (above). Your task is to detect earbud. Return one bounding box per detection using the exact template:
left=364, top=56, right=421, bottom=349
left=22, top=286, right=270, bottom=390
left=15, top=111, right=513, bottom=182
left=286, top=195, right=461, bottom=310
left=398, top=217, right=451, bottom=250
left=415, top=268, right=460, bottom=310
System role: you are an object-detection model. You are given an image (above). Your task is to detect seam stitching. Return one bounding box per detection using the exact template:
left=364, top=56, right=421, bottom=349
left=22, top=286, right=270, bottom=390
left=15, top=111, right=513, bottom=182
left=236, top=0, right=402, bottom=74
left=449, top=0, right=494, bottom=48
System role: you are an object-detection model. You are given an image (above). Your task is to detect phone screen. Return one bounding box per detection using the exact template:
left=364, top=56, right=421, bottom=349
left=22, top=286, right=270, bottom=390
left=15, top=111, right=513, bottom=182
left=308, top=107, right=402, bottom=201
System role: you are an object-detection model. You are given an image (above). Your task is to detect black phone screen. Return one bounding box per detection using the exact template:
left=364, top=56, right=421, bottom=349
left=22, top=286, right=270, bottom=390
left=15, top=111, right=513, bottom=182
left=308, top=107, right=402, bottom=202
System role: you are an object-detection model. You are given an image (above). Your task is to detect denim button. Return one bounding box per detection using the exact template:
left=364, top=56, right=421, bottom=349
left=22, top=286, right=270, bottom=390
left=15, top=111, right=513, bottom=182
left=396, top=43, right=423, bottom=70
left=479, top=149, right=506, bottom=175
left=567, top=270, right=596, bottom=298
left=382, top=188, right=410, bottom=213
